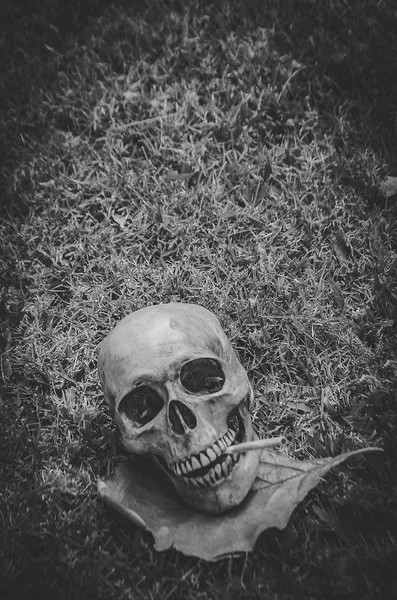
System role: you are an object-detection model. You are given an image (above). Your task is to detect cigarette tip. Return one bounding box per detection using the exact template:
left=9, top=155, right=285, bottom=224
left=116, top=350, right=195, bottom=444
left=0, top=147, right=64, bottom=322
left=225, top=436, right=286, bottom=454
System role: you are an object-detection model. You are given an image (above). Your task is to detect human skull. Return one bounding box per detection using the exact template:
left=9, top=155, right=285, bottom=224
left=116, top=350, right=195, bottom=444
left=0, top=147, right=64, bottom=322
left=98, top=303, right=260, bottom=514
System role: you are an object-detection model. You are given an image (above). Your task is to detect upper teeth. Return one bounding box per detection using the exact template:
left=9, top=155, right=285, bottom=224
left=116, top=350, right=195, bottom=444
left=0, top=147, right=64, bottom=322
left=167, top=427, right=238, bottom=485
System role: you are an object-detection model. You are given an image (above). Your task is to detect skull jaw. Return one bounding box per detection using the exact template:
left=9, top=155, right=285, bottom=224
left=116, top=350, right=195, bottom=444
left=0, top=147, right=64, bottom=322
left=160, top=449, right=261, bottom=515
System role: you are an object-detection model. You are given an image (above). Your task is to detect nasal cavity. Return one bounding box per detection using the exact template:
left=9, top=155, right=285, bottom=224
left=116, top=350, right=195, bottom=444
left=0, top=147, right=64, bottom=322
left=168, top=400, right=197, bottom=435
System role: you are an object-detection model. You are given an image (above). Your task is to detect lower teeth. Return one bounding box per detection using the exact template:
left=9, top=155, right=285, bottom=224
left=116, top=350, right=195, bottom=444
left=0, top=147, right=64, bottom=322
left=184, top=453, right=240, bottom=487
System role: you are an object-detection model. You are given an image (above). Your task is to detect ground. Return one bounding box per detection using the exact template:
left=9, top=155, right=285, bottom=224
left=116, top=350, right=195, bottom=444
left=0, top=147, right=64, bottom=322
left=0, top=1, right=397, bottom=599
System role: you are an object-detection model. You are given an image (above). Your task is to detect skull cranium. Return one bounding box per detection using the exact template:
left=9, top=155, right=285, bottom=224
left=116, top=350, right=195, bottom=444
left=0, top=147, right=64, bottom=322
left=98, top=303, right=260, bottom=514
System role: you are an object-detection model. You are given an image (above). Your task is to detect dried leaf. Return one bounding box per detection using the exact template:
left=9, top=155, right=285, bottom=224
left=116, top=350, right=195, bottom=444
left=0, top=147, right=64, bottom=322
left=166, top=169, right=192, bottom=181
left=381, top=176, right=397, bottom=198
left=285, top=401, right=313, bottom=414
left=329, top=279, right=345, bottom=310
left=1, top=356, right=12, bottom=379
left=112, top=213, right=128, bottom=228
left=98, top=448, right=379, bottom=561
left=334, top=230, right=350, bottom=263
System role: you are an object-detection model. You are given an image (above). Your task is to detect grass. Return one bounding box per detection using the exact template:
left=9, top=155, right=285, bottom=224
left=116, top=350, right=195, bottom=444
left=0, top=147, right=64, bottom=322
left=1, top=0, right=397, bottom=598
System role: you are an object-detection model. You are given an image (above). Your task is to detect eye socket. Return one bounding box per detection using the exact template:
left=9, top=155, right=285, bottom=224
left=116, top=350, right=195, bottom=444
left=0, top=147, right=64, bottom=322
left=180, top=358, right=225, bottom=394
left=118, top=385, right=164, bottom=427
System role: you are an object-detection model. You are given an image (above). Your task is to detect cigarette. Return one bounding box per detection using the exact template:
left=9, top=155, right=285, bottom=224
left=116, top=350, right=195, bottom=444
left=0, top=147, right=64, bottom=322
left=224, top=436, right=285, bottom=454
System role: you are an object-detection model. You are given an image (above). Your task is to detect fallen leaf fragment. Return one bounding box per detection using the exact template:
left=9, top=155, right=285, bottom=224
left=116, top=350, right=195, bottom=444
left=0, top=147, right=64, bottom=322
left=381, top=176, right=397, bottom=198
left=165, top=169, right=193, bottom=181
left=112, top=213, right=128, bottom=228
left=98, top=447, right=381, bottom=561
left=1, top=355, right=12, bottom=379
left=334, top=229, right=350, bottom=263
left=329, top=278, right=345, bottom=310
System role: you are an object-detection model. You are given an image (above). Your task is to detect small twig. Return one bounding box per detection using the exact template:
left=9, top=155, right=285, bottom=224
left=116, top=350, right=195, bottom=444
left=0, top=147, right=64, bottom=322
left=224, top=436, right=285, bottom=454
